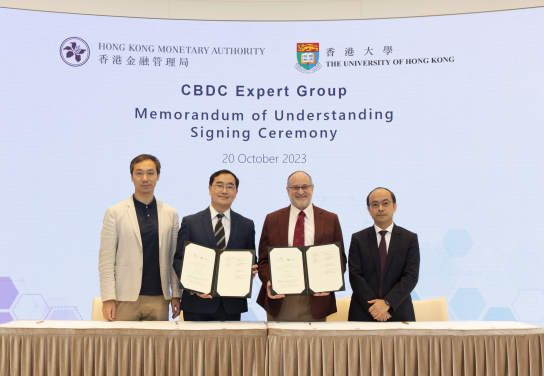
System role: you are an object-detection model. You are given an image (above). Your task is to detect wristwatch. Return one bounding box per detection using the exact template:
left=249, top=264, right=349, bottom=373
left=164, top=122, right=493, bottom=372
left=384, top=300, right=390, bottom=307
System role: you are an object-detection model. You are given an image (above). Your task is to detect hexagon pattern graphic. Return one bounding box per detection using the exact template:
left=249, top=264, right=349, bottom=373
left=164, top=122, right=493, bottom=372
left=483, top=307, right=517, bottom=321
left=512, top=290, right=544, bottom=323
left=417, top=257, right=464, bottom=300
left=450, top=288, right=486, bottom=320
left=0, top=312, right=13, bottom=324
left=442, top=229, right=474, bottom=257
left=416, top=244, right=460, bottom=300
left=47, top=306, right=82, bottom=320
left=13, top=294, right=50, bottom=320
left=0, top=277, right=18, bottom=309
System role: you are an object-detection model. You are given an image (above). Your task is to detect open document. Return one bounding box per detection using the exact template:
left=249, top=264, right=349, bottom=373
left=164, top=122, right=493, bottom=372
left=180, top=241, right=255, bottom=298
left=268, top=243, right=344, bottom=295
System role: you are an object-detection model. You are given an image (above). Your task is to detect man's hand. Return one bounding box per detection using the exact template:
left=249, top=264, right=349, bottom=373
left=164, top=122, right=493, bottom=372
left=368, top=299, right=390, bottom=320
left=196, top=293, right=213, bottom=299
left=313, top=292, right=330, bottom=297
left=252, top=264, right=258, bottom=279
left=267, top=281, right=285, bottom=299
left=375, top=312, right=392, bottom=322
left=102, top=300, right=116, bottom=321
left=171, top=298, right=181, bottom=319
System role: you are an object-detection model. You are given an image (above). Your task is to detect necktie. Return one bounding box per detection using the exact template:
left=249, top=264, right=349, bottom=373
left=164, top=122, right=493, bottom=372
left=215, top=214, right=226, bottom=249
left=378, top=230, right=388, bottom=299
left=293, top=211, right=305, bottom=247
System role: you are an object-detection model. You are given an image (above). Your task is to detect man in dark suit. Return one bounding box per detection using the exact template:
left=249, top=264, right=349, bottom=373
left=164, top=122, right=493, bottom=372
left=257, top=171, right=347, bottom=322
left=173, top=170, right=257, bottom=321
left=348, top=187, right=420, bottom=322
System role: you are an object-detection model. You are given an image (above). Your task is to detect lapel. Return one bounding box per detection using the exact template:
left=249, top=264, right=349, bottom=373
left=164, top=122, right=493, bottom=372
left=383, top=224, right=400, bottom=277
left=201, top=207, right=217, bottom=247
left=366, top=226, right=380, bottom=275
left=278, top=206, right=290, bottom=247
left=313, top=204, right=324, bottom=245
left=157, top=199, right=164, bottom=250
left=226, top=210, right=239, bottom=249
left=126, top=197, right=142, bottom=248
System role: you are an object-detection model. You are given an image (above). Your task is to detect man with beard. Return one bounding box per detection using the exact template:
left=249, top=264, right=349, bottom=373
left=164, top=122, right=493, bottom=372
left=256, top=171, right=347, bottom=322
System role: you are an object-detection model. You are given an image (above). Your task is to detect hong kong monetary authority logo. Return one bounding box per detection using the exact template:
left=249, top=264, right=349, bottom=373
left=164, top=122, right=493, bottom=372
left=295, top=43, right=321, bottom=74
left=60, top=37, right=90, bottom=67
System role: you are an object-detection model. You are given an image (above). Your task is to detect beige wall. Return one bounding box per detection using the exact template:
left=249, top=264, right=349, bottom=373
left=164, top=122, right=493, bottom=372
left=0, top=0, right=543, bottom=21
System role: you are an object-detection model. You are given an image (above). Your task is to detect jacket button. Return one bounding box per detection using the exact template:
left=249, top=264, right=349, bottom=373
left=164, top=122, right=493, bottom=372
left=376, top=285, right=379, bottom=288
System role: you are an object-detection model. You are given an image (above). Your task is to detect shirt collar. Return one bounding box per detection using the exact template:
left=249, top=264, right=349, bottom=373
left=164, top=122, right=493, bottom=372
left=290, top=203, right=313, bottom=220
left=210, top=204, right=231, bottom=221
left=374, top=222, right=394, bottom=235
left=133, top=195, right=156, bottom=209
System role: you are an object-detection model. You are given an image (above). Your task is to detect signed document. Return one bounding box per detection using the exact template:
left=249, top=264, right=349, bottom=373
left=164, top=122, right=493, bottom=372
left=268, top=243, right=345, bottom=295
left=306, top=244, right=344, bottom=293
left=180, top=243, right=216, bottom=295
left=216, top=251, right=254, bottom=297
left=180, top=241, right=255, bottom=298
left=269, top=247, right=306, bottom=294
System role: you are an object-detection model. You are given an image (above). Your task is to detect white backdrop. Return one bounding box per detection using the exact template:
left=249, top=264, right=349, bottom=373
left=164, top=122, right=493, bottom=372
left=0, top=7, right=543, bottom=323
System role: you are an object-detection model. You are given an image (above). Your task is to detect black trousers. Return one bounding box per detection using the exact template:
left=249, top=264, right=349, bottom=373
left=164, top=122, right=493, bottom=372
left=183, top=299, right=241, bottom=321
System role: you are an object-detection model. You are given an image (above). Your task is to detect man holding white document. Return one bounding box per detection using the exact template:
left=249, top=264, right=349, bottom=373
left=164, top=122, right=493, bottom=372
left=173, top=170, right=257, bottom=321
left=256, top=171, right=347, bottom=322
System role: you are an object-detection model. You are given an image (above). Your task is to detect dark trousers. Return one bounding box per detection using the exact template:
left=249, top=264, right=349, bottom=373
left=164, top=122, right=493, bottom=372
left=183, top=299, right=241, bottom=321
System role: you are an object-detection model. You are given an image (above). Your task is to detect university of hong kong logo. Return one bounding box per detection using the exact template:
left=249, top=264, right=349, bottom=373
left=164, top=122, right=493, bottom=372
left=295, top=43, right=321, bottom=74
left=60, top=37, right=90, bottom=67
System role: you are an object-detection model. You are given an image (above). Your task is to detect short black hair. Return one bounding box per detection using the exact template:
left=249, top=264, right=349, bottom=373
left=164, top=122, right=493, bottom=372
left=366, top=187, right=396, bottom=207
left=287, top=171, right=313, bottom=185
left=130, top=154, right=161, bottom=175
left=209, top=169, right=239, bottom=188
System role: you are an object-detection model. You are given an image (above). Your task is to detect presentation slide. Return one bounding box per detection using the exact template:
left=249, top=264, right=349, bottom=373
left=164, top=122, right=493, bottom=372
left=0, top=7, right=542, bottom=323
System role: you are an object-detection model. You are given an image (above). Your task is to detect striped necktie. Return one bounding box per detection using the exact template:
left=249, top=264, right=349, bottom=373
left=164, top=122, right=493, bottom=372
left=215, top=213, right=226, bottom=249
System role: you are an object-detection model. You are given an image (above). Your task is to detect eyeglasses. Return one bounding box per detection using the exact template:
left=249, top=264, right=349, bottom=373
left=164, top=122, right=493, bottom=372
left=212, top=183, right=236, bottom=191
left=369, top=200, right=393, bottom=209
left=288, top=185, right=313, bottom=191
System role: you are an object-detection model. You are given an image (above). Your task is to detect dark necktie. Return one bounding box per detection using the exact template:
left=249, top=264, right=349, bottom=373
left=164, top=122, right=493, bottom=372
left=215, top=214, right=226, bottom=249
left=378, top=230, right=388, bottom=299
left=293, top=211, right=305, bottom=247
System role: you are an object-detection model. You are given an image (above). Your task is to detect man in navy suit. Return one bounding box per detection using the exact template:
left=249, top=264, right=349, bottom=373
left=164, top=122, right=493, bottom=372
left=348, top=187, right=420, bottom=322
left=173, top=170, right=257, bottom=321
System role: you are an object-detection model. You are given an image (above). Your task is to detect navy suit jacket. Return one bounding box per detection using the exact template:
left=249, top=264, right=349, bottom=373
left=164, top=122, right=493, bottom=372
left=348, top=224, right=420, bottom=322
left=173, top=207, right=256, bottom=314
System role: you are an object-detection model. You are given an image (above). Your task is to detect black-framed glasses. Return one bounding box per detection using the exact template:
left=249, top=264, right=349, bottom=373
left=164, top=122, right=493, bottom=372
left=288, top=185, right=313, bottom=191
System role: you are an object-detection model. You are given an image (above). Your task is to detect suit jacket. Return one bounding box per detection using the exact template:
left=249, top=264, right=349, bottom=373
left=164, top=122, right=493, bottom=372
left=348, top=224, right=420, bottom=322
left=256, top=204, right=347, bottom=319
left=173, top=207, right=256, bottom=314
left=98, top=197, right=180, bottom=302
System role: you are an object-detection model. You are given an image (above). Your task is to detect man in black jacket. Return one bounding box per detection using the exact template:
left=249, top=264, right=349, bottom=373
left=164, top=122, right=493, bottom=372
left=173, top=170, right=257, bottom=321
left=348, top=187, right=420, bottom=322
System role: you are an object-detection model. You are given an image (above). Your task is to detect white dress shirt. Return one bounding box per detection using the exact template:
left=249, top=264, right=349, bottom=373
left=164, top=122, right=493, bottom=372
left=374, top=222, right=395, bottom=254
left=210, top=205, right=231, bottom=246
left=288, top=204, right=315, bottom=246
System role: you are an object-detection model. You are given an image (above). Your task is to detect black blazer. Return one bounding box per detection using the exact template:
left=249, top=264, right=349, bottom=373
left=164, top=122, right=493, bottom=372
left=348, top=224, right=420, bottom=322
left=173, top=207, right=256, bottom=314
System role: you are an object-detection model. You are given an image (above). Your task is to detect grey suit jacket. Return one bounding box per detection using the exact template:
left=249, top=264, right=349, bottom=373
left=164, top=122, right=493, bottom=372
left=98, top=196, right=180, bottom=302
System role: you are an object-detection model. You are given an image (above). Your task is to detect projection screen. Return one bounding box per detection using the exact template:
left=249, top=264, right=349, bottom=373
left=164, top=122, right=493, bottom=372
left=0, top=7, right=542, bottom=323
